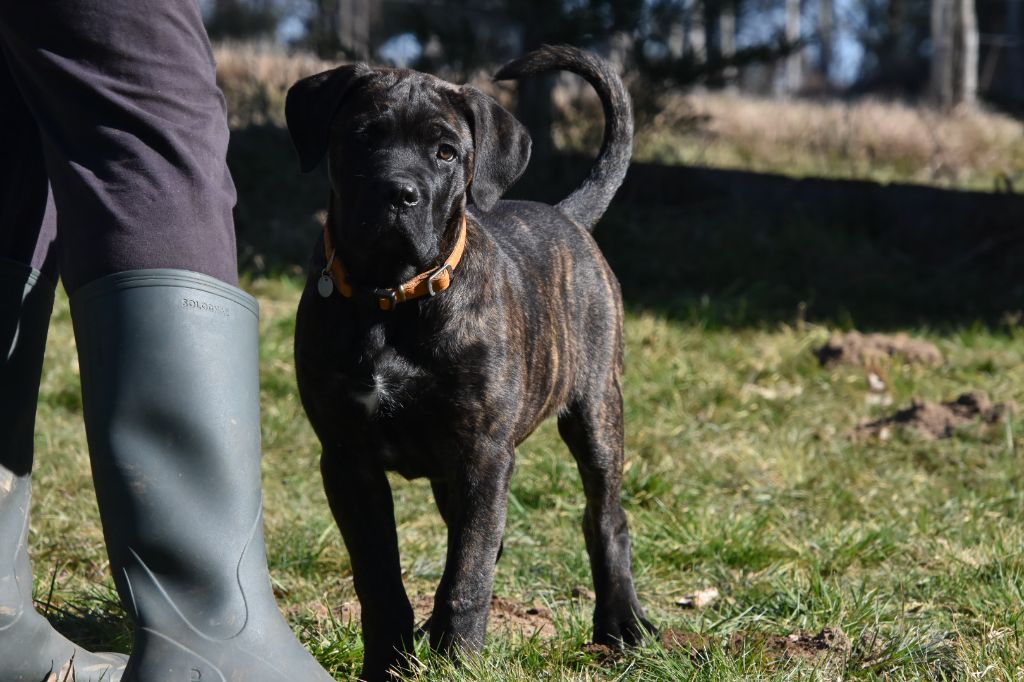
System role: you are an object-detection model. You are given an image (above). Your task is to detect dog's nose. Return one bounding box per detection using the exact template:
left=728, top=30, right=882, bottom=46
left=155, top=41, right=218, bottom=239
left=390, top=182, right=420, bottom=207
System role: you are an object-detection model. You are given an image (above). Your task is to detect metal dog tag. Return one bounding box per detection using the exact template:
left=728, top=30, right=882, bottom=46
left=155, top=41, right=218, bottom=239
left=317, top=274, right=334, bottom=298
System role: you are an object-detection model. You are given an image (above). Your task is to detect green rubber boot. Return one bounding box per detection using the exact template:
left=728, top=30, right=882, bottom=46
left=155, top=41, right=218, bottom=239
left=71, top=269, right=334, bottom=682
left=0, top=259, right=127, bottom=682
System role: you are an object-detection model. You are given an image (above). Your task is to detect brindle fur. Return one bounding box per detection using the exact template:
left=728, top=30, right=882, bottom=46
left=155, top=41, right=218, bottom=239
left=286, top=45, right=653, bottom=681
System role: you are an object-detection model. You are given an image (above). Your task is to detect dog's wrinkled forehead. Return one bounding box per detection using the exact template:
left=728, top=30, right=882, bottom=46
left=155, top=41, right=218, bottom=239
left=332, top=70, right=469, bottom=143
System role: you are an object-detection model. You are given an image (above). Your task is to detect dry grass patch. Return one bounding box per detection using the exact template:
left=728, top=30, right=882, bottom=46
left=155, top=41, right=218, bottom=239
left=214, top=42, right=335, bottom=128
left=563, top=89, right=1024, bottom=191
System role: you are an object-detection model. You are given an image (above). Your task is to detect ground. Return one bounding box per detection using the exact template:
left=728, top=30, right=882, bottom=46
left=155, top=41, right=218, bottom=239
left=30, top=277, right=1024, bottom=680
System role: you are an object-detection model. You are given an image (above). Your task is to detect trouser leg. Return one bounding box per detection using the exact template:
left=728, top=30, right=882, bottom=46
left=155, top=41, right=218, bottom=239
left=0, top=48, right=126, bottom=682
left=0, top=0, right=238, bottom=293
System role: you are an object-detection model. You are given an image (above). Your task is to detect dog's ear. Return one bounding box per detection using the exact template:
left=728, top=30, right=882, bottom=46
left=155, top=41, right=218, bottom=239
left=460, top=87, right=532, bottom=212
left=286, top=64, right=369, bottom=173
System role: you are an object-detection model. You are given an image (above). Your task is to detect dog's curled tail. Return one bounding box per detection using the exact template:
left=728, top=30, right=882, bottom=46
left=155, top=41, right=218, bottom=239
left=495, top=45, right=633, bottom=232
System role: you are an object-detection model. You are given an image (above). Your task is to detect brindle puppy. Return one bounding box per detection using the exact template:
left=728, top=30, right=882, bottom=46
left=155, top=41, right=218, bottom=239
left=286, top=45, right=653, bottom=681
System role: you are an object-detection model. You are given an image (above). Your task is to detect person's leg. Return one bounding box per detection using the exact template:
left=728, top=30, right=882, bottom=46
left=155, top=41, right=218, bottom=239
left=0, top=0, right=238, bottom=294
left=0, top=3, right=333, bottom=679
left=0, top=53, right=127, bottom=682
left=1, top=0, right=235, bottom=288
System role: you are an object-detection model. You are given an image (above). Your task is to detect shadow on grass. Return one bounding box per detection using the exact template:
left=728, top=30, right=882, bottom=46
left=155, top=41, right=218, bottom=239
left=229, top=125, right=1024, bottom=332
left=41, top=597, right=131, bottom=655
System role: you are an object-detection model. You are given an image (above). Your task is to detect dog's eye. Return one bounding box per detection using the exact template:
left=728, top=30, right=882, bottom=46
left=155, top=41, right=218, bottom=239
left=437, top=144, right=456, bottom=162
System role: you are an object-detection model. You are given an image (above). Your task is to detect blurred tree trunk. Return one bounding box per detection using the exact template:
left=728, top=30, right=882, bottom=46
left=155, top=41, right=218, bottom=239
left=1010, top=0, right=1024, bottom=100
left=668, top=17, right=685, bottom=59
left=958, top=0, right=978, bottom=106
left=704, top=0, right=722, bottom=85
left=785, top=0, right=802, bottom=93
left=930, top=0, right=954, bottom=105
left=686, top=0, right=706, bottom=62
left=516, top=20, right=554, bottom=167
left=818, top=0, right=834, bottom=82
left=720, top=1, right=738, bottom=86
left=930, top=0, right=978, bottom=108
left=308, top=0, right=340, bottom=56
left=338, top=0, right=372, bottom=60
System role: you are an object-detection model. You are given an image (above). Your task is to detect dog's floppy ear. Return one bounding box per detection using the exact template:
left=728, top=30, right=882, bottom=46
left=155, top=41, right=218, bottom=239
left=461, top=87, right=532, bottom=212
left=286, top=64, right=369, bottom=173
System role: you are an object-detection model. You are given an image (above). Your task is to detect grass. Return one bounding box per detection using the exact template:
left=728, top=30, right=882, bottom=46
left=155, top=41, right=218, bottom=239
left=28, top=275, right=1024, bottom=680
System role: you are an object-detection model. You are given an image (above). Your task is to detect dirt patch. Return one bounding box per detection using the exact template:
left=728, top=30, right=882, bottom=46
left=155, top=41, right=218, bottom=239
left=855, top=391, right=1016, bottom=441
left=486, top=595, right=556, bottom=638
left=305, top=594, right=556, bottom=639
left=815, top=331, right=943, bottom=368
left=661, top=629, right=717, bottom=664
left=657, top=627, right=850, bottom=670
left=580, top=642, right=620, bottom=665
left=730, top=628, right=851, bottom=669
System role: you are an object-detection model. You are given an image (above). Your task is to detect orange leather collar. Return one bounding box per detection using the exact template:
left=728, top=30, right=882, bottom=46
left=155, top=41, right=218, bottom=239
left=321, top=215, right=467, bottom=311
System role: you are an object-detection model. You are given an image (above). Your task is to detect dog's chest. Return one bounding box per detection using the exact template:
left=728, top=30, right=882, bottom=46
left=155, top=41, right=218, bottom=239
left=347, top=353, right=414, bottom=417
left=338, top=329, right=426, bottom=419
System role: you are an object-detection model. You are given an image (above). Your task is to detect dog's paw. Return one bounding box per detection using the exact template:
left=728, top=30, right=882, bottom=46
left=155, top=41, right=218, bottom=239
left=593, top=608, right=657, bottom=647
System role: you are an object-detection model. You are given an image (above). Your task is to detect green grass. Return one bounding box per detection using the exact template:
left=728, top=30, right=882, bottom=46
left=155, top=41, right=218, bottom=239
left=27, top=273, right=1024, bottom=680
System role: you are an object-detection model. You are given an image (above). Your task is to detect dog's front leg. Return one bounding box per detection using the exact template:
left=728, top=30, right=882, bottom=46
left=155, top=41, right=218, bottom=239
left=321, top=451, right=413, bottom=681
left=429, top=447, right=515, bottom=655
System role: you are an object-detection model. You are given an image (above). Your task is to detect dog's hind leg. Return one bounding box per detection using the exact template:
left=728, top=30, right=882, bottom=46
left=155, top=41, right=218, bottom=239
left=321, top=452, right=414, bottom=681
left=558, top=380, right=655, bottom=646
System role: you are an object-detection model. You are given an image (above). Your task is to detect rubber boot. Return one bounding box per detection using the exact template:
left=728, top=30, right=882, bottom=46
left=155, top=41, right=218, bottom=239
left=0, top=259, right=127, bottom=682
left=71, top=269, right=334, bottom=682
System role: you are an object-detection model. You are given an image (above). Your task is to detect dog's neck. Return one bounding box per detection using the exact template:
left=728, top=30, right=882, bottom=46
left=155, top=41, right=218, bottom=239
left=326, top=194, right=466, bottom=290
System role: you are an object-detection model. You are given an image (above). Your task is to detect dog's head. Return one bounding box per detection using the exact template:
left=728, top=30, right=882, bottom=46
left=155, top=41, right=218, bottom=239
left=286, top=64, right=531, bottom=285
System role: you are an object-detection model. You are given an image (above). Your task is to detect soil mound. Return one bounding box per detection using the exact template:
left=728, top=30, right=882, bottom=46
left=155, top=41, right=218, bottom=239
left=815, top=331, right=942, bottom=367
left=856, top=391, right=1015, bottom=441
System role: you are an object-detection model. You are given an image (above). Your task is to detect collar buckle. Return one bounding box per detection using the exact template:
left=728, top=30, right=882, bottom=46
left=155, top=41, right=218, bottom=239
left=427, top=264, right=453, bottom=296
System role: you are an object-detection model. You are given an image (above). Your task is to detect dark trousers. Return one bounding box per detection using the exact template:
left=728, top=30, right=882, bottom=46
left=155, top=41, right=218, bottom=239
left=0, top=0, right=238, bottom=293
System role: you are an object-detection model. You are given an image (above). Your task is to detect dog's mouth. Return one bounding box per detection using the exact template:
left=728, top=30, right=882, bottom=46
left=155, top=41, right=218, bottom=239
left=333, top=207, right=443, bottom=286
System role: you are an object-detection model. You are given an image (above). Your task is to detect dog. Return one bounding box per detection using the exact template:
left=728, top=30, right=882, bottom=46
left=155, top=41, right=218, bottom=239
left=285, top=45, right=654, bottom=681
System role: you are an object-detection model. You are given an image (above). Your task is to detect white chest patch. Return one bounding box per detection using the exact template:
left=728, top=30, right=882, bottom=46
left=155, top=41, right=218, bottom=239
left=355, top=374, right=385, bottom=416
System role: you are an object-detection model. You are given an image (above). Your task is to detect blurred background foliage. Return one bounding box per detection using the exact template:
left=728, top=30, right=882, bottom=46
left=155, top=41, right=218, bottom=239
left=201, top=0, right=1024, bottom=329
